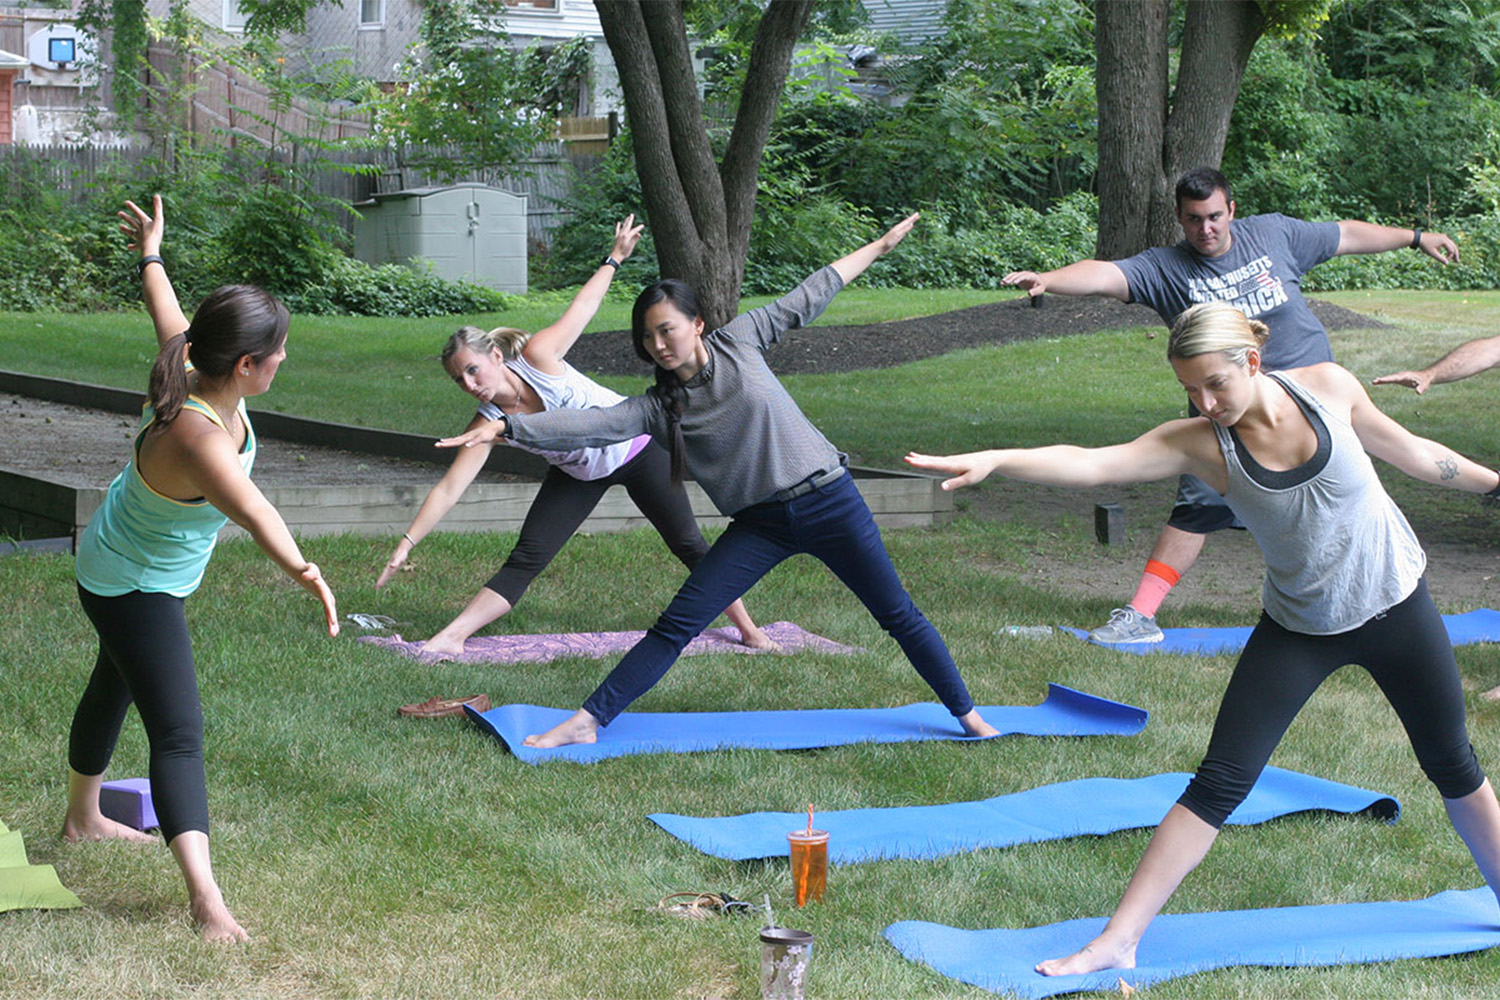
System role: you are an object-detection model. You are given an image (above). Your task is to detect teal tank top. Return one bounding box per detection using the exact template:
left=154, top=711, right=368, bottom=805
left=75, top=395, right=256, bottom=598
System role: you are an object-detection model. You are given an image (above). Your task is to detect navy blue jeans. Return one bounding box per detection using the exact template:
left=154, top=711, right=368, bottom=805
left=582, top=472, right=976, bottom=726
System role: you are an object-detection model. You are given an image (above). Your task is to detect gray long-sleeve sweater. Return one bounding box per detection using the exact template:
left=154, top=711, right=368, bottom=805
left=505, top=266, right=849, bottom=515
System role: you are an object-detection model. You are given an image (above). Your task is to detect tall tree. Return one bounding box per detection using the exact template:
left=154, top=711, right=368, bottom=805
left=1095, top=0, right=1331, bottom=258
left=594, top=0, right=815, bottom=327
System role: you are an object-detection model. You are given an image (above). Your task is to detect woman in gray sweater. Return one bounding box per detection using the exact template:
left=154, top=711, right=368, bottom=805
left=439, top=214, right=998, bottom=748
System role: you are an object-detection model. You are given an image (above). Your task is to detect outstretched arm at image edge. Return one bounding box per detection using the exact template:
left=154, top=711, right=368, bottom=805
left=905, top=421, right=1207, bottom=492
left=1372, top=335, right=1500, bottom=395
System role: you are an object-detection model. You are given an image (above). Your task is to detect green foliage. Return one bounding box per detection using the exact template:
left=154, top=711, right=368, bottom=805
left=1222, top=39, right=1338, bottom=218
left=530, top=135, right=657, bottom=291
left=836, top=0, right=1096, bottom=215
left=210, top=183, right=343, bottom=296
left=874, top=193, right=1100, bottom=290
left=376, top=0, right=584, bottom=186
left=284, top=253, right=517, bottom=317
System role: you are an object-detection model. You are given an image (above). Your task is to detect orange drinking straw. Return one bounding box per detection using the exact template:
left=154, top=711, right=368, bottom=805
left=807, top=803, right=814, bottom=835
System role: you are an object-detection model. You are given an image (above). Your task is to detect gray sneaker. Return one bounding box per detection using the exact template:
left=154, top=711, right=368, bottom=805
left=1088, top=606, right=1164, bottom=644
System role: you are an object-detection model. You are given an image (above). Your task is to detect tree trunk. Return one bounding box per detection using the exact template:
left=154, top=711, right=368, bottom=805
left=1094, top=0, right=1169, bottom=260
left=1156, top=0, right=1267, bottom=244
left=1094, top=0, right=1267, bottom=257
left=594, top=0, right=813, bottom=328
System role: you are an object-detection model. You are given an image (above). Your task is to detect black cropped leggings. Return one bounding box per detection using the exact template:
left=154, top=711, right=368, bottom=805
left=486, top=441, right=710, bottom=605
left=1180, top=578, right=1485, bottom=828
left=70, top=586, right=209, bottom=842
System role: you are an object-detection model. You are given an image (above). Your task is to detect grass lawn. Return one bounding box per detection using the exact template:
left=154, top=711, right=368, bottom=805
left=3, top=290, right=1500, bottom=997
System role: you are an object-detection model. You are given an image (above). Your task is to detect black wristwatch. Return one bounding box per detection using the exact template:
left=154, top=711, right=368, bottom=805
left=601, top=255, right=620, bottom=270
left=1410, top=229, right=1423, bottom=250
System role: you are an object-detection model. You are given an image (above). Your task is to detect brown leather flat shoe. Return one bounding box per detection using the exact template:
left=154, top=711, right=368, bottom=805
left=398, top=693, right=491, bottom=718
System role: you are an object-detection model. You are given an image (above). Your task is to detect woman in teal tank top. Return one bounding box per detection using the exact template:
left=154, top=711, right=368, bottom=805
left=63, top=196, right=338, bottom=943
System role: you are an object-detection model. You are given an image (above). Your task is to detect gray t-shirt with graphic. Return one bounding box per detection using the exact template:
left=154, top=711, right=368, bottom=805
left=1115, top=213, right=1341, bottom=371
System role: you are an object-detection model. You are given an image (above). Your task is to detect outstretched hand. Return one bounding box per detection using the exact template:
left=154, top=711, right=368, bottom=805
left=119, top=194, right=165, bottom=258
left=298, top=562, right=340, bottom=637
left=904, top=450, right=1002, bottom=491
left=1417, top=231, right=1460, bottom=265
left=611, top=213, right=645, bottom=263
left=436, top=418, right=506, bottom=450
left=1001, top=270, right=1045, bottom=297
left=1371, top=370, right=1433, bottom=395
left=875, top=212, right=920, bottom=255
left=375, top=548, right=407, bottom=589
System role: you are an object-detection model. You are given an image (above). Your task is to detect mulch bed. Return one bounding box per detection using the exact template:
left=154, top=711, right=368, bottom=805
left=562, top=296, right=1389, bottom=376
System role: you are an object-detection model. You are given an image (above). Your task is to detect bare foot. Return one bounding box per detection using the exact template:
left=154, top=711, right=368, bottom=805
left=191, top=890, right=250, bottom=943
left=1482, top=683, right=1500, bottom=702
left=1035, top=936, right=1136, bottom=976
left=958, top=709, right=1000, bottom=739
left=417, top=634, right=466, bottom=658
left=522, top=709, right=600, bottom=748
left=737, top=625, right=780, bottom=652
left=62, top=812, right=159, bottom=845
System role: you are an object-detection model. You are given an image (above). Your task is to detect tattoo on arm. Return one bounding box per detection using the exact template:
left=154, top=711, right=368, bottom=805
left=1436, top=455, right=1459, bottom=481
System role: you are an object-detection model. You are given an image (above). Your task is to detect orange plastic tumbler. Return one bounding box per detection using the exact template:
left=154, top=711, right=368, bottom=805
left=787, top=829, right=829, bottom=906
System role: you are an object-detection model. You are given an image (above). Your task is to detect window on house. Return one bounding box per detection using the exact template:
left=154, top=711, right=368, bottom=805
left=506, top=0, right=562, bottom=11
left=360, top=0, right=386, bottom=28
left=223, top=0, right=248, bottom=33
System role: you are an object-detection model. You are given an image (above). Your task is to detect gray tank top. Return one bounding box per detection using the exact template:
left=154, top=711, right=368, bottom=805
left=1213, top=372, right=1425, bottom=634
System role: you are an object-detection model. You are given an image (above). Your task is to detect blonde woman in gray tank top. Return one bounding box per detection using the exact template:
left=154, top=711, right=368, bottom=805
left=908, top=301, right=1500, bottom=981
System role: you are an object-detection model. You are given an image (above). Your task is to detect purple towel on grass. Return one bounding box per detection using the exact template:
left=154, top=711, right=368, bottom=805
left=357, top=620, right=860, bottom=664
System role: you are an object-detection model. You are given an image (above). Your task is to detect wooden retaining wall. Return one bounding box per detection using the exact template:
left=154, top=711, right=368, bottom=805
left=0, top=370, right=952, bottom=546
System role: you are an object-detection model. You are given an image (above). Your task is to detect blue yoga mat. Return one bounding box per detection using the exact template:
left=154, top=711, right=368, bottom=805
left=885, top=886, right=1500, bottom=998
left=464, top=682, right=1147, bottom=764
left=648, top=765, right=1398, bottom=863
left=1063, top=608, right=1500, bottom=656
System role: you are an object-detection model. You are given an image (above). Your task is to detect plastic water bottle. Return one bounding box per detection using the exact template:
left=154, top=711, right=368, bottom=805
left=997, top=625, right=1054, bottom=639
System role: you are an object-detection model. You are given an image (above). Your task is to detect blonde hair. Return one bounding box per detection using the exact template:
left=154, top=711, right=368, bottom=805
left=441, top=325, right=532, bottom=369
left=1167, top=302, right=1269, bottom=369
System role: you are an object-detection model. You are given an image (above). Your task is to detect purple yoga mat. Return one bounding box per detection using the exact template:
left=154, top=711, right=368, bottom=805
left=357, top=620, right=861, bottom=664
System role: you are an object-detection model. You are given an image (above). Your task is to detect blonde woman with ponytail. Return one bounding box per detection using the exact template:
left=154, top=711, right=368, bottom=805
left=378, top=216, right=769, bottom=654
left=64, top=196, right=338, bottom=943
left=908, top=301, right=1500, bottom=979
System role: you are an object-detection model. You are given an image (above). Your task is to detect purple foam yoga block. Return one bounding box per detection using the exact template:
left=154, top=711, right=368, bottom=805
left=99, top=778, right=158, bottom=831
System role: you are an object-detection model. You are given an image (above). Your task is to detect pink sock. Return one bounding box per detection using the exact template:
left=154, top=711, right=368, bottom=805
left=1129, top=559, right=1181, bottom=618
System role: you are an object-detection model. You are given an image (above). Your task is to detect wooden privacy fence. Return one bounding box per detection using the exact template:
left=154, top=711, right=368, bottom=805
left=0, top=141, right=599, bottom=244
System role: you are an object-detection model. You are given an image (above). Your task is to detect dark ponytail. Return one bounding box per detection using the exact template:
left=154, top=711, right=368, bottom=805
left=147, top=285, right=289, bottom=425
left=632, top=279, right=701, bottom=485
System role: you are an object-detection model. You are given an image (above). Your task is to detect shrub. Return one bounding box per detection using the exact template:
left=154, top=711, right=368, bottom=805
left=284, top=253, right=517, bottom=317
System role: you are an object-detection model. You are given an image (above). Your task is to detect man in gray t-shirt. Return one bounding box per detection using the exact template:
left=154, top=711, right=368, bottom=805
left=1001, top=167, right=1460, bottom=643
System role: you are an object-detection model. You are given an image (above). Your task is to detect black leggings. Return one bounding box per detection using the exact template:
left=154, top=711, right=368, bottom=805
left=71, top=586, right=209, bottom=842
left=486, top=441, right=710, bottom=605
left=1180, top=578, right=1485, bottom=828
